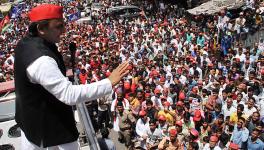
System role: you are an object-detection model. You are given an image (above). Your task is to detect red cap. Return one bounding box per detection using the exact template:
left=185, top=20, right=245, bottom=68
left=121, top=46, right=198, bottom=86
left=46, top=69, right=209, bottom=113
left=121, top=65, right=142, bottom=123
left=152, top=70, right=159, bottom=76
left=164, top=101, right=170, bottom=106
left=193, top=110, right=202, bottom=121
left=175, top=120, right=183, bottom=126
left=160, top=77, right=166, bottom=82
left=127, top=65, right=133, bottom=70
left=178, top=92, right=185, bottom=100
left=124, top=81, right=130, bottom=90
left=261, top=69, right=264, bottom=75
left=210, top=136, right=218, bottom=142
left=177, top=68, right=182, bottom=74
left=190, top=128, right=199, bottom=137
left=145, top=93, right=151, bottom=97
left=229, top=142, right=239, bottom=150
left=29, top=4, right=63, bottom=22
left=208, top=63, right=213, bottom=67
left=154, top=88, right=161, bottom=94
left=139, top=110, right=147, bottom=116
left=130, top=84, right=137, bottom=93
left=102, top=64, right=107, bottom=69
left=176, top=101, right=184, bottom=106
left=105, top=71, right=111, bottom=77
left=192, top=87, right=198, bottom=94
left=169, top=129, right=177, bottom=136
left=158, top=115, right=166, bottom=121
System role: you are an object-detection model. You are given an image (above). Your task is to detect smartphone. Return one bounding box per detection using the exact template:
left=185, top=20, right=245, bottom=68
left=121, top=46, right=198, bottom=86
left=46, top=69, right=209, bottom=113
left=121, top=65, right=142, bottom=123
left=229, top=125, right=234, bottom=132
left=166, top=139, right=169, bottom=144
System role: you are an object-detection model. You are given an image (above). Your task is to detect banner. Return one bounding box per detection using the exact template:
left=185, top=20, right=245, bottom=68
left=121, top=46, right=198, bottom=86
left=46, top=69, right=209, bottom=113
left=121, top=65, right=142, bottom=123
left=0, top=15, right=10, bottom=32
left=67, top=11, right=80, bottom=22
left=1, top=23, right=11, bottom=33
left=10, top=3, right=26, bottom=19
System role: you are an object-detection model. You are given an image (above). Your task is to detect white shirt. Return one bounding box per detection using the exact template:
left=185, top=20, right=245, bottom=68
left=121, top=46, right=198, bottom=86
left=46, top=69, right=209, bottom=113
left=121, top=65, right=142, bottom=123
left=179, top=75, right=187, bottom=85
left=146, top=128, right=163, bottom=144
left=233, top=100, right=246, bottom=109
left=110, top=98, right=129, bottom=112
left=189, top=67, right=203, bottom=80
left=258, top=99, right=264, bottom=118
left=203, top=143, right=221, bottom=150
left=244, top=105, right=257, bottom=117
left=27, top=56, right=113, bottom=105
left=151, top=96, right=162, bottom=108
left=222, top=104, right=236, bottom=119
left=25, top=56, right=113, bottom=149
left=97, top=93, right=113, bottom=111
left=136, top=118, right=149, bottom=137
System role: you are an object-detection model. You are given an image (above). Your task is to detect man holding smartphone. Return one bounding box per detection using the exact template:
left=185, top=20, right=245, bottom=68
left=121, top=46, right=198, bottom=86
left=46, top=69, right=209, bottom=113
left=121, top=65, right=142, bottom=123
left=158, top=129, right=184, bottom=150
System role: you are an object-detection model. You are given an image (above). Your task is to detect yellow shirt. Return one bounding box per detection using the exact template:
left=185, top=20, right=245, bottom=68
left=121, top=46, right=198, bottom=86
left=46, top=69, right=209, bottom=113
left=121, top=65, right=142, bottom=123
left=229, top=112, right=247, bottom=124
left=130, top=98, right=140, bottom=109
left=158, top=110, right=175, bottom=125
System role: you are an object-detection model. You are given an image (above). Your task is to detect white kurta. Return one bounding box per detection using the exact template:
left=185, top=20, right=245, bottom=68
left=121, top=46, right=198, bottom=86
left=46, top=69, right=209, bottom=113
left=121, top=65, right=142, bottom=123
left=23, top=56, right=113, bottom=150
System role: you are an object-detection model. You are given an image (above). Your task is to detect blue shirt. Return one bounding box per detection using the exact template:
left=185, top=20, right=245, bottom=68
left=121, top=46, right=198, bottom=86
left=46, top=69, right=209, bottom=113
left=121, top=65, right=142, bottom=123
left=247, top=137, right=264, bottom=150
left=231, top=125, right=249, bottom=148
left=196, top=36, right=205, bottom=47
left=186, top=34, right=192, bottom=43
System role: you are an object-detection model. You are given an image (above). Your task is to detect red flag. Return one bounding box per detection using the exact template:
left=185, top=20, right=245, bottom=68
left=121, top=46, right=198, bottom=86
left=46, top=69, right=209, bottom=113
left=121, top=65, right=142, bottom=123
left=0, top=15, right=10, bottom=32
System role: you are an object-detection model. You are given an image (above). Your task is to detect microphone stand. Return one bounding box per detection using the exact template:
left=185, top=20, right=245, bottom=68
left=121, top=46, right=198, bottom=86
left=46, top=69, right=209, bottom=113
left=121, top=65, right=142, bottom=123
left=69, top=42, right=100, bottom=150
left=69, top=42, right=76, bottom=83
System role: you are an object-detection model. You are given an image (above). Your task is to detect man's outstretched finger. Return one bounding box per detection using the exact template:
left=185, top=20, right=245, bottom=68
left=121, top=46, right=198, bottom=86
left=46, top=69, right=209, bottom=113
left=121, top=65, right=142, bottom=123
left=117, top=61, right=129, bottom=71
left=120, top=70, right=130, bottom=78
left=119, top=62, right=129, bottom=72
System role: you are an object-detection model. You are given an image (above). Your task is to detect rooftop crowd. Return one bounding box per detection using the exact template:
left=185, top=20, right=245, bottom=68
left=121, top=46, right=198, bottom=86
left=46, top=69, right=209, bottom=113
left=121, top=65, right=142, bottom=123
left=0, top=0, right=264, bottom=150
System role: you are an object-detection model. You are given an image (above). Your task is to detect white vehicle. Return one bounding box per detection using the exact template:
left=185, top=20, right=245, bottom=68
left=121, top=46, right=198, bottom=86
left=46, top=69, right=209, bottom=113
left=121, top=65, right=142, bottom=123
left=0, top=91, right=19, bottom=149
left=107, top=5, right=146, bottom=19
left=76, top=17, right=92, bottom=24
left=91, top=3, right=104, bottom=12
left=0, top=85, right=91, bottom=149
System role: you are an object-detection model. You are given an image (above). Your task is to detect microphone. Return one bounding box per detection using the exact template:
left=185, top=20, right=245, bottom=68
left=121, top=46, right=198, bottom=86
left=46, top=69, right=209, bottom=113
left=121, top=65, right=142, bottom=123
left=69, top=42, right=77, bottom=83
left=69, top=42, right=77, bottom=54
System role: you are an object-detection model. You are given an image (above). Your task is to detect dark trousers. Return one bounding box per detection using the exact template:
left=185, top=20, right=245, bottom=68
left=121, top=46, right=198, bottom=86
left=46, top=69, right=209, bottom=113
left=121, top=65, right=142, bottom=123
left=98, top=110, right=110, bottom=129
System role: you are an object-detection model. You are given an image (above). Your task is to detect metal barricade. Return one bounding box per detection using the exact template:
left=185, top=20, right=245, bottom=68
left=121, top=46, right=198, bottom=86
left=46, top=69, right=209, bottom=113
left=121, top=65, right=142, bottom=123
left=76, top=103, right=100, bottom=150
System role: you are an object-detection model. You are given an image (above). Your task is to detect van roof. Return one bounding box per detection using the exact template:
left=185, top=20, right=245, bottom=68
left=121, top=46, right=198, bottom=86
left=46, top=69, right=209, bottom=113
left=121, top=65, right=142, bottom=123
left=108, top=5, right=139, bottom=12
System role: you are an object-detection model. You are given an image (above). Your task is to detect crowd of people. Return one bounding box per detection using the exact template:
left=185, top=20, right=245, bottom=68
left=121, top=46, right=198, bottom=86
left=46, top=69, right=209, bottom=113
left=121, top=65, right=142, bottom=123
left=0, top=0, right=264, bottom=150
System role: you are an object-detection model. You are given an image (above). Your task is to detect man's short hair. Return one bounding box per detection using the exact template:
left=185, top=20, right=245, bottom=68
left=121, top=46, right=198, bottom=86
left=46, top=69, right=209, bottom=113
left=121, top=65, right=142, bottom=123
left=146, top=100, right=153, bottom=105
left=28, top=20, right=50, bottom=37
left=100, top=127, right=109, bottom=138
left=248, top=97, right=256, bottom=103
left=237, top=104, right=244, bottom=111
left=252, top=128, right=260, bottom=134
left=238, top=117, right=246, bottom=123
left=253, top=111, right=260, bottom=117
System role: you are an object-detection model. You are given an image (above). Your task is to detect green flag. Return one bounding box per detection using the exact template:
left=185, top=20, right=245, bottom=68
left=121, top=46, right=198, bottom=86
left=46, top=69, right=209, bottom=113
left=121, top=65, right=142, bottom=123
left=1, top=23, right=11, bottom=33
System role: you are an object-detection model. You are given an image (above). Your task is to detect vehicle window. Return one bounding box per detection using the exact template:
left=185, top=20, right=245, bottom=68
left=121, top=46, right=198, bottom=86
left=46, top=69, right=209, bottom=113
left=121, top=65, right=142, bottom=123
left=114, top=9, right=128, bottom=16
left=128, top=8, right=141, bottom=13
left=128, top=8, right=141, bottom=15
